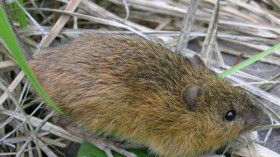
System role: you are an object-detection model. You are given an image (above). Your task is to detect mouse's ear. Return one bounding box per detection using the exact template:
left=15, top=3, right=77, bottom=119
left=181, top=85, right=202, bottom=111
left=189, top=54, right=205, bottom=70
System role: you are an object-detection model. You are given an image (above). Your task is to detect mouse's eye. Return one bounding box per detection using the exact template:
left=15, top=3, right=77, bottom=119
left=225, top=110, right=236, bottom=121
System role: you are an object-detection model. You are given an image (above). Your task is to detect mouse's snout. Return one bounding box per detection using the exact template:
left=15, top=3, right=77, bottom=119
left=244, top=104, right=267, bottom=129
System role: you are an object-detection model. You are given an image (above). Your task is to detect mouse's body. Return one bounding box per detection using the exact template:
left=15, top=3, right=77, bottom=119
left=30, top=34, right=265, bottom=157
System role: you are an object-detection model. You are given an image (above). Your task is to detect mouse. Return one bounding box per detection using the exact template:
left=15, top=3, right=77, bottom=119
left=28, top=34, right=266, bottom=157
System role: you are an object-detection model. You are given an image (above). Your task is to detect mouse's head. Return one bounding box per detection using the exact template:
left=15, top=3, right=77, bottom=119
left=177, top=55, right=266, bottom=154
left=146, top=54, right=266, bottom=157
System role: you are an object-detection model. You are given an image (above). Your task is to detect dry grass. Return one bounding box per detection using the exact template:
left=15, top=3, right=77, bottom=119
left=0, top=0, right=280, bottom=156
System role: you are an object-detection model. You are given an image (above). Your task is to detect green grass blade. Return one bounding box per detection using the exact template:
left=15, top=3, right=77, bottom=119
left=218, top=43, right=280, bottom=78
left=0, top=4, right=63, bottom=114
left=78, top=141, right=154, bottom=157
left=7, top=3, right=15, bottom=20
left=16, top=0, right=27, bottom=28
left=6, top=0, right=27, bottom=28
left=78, top=141, right=107, bottom=157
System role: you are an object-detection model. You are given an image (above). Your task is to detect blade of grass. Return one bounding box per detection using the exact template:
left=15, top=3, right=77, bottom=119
left=78, top=141, right=154, bottom=157
left=78, top=141, right=107, bottom=157
left=7, top=0, right=27, bottom=28
left=175, top=0, right=200, bottom=55
left=200, top=0, right=220, bottom=67
left=7, top=2, right=15, bottom=21
left=41, top=0, right=82, bottom=47
left=0, top=2, right=63, bottom=114
left=15, top=0, right=27, bottom=28
left=219, top=44, right=280, bottom=78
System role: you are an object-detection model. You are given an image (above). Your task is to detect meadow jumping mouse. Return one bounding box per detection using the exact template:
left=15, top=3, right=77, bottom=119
left=29, top=34, right=265, bottom=157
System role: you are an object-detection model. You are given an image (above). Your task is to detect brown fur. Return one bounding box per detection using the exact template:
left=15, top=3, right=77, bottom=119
left=30, top=34, right=265, bottom=157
